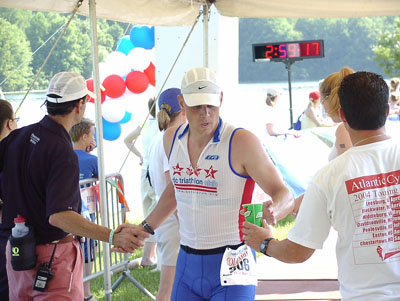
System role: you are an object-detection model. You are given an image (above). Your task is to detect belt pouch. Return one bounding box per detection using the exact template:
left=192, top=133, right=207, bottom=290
left=9, top=226, right=37, bottom=271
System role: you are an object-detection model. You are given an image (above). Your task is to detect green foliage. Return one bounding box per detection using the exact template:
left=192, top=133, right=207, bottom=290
left=0, top=18, right=33, bottom=91
left=0, top=8, right=128, bottom=91
left=373, top=18, right=400, bottom=77
left=240, top=16, right=396, bottom=83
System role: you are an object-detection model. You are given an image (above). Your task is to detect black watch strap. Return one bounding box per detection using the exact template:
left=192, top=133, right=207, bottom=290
left=262, top=238, right=274, bottom=257
left=141, top=220, right=155, bottom=235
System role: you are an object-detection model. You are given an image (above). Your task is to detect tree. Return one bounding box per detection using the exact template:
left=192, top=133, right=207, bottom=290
left=373, top=18, right=400, bottom=77
left=0, top=18, right=33, bottom=92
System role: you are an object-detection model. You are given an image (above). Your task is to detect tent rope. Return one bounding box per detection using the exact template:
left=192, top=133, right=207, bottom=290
left=118, top=7, right=204, bottom=173
left=15, top=0, right=84, bottom=114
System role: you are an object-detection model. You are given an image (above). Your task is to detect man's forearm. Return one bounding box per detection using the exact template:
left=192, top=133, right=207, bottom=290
left=267, top=239, right=315, bottom=263
left=49, top=210, right=111, bottom=242
left=145, top=182, right=177, bottom=230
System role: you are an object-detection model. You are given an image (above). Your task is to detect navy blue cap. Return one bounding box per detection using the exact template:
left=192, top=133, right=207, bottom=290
left=158, top=88, right=181, bottom=114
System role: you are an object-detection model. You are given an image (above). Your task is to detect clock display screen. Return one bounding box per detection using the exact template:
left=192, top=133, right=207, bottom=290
left=253, top=40, right=324, bottom=61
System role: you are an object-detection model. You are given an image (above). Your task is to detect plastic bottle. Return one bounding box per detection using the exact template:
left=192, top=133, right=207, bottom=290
left=12, top=215, right=29, bottom=238
left=9, top=214, right=37, bottom=271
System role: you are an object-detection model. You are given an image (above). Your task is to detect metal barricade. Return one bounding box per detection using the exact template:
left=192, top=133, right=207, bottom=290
left=79, top=173, right=155, bottom=300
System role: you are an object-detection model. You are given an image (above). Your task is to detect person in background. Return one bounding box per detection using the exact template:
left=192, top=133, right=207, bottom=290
left=388, top=91, right=400, bottom=121
left=389, top=77, right=400, bottom=93
left=301, top=91, right=334, bottom=129
left=243, top=71, right=400, bottom=301
left=124, top=98, right=159, bottom=267
left=320, top=67, right=355, bottom=161
left=69, top=117, right=98, bottom=301
left=0, top=99, right=18, bottom=301
left=148, top=88, right=186, bottom=301
left=265, top=87, right=300, bottom=138
left=0, top=72, right=148, bottom=300
left=121, top=67, right=293, bottom=300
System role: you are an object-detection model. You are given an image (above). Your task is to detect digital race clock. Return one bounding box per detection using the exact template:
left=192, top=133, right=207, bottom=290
left=252, top=40, right=324, bottom=62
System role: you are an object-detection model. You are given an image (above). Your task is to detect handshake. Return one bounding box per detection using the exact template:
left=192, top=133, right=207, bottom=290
left=109, top=221, right=153, bottom=253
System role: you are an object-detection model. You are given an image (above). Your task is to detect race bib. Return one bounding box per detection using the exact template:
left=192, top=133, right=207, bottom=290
left=220, top=244, right=257, bottom=286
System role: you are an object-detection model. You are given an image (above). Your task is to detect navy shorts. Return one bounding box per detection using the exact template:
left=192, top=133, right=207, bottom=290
left=171, top=245, right=256, bottom=300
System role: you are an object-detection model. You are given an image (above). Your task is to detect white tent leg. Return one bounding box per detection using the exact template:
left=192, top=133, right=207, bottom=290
left=203, top=4, right=209, bottom=68
left=88, top=1, right=112, bottom=300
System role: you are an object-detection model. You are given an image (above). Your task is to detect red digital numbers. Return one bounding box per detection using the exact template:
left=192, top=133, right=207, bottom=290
left=299, top=42, right=321, bottom=57
left=265, top=45, right=274, bottom=58
left=256, top=40, right=323, bottom=61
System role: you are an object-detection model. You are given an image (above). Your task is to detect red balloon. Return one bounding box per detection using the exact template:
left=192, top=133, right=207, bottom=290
left=126, top=71, right=149, bottom=94
left=144, top=62, right=155, bottom=86
left=86, top=78, right=106, bottom=103
left=103, top=74, right=126, bottom=98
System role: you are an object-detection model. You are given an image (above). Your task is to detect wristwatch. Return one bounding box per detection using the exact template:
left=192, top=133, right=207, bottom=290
left=141, top=220, right=155, bottom=235
left=260, top=238, right=274, bottom=257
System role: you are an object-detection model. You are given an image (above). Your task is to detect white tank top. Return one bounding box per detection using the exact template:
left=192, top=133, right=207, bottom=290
left=168, top=119, right=255, bottom=249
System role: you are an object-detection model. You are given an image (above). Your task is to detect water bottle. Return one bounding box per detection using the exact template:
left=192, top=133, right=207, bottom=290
left=12, top=215, right=29, bottom=237
left=9, top=214, right=37, bottom=271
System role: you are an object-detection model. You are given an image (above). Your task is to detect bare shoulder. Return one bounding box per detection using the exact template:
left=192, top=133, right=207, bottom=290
left=231, top=128, right=261, bottom=149
left=230, top=128, right=266, bottom=175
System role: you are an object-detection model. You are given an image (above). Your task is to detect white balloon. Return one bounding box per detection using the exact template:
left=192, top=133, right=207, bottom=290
left=127, top=47, right=154, bottom=71
left=122, top=89, right=151, bottom=113
left=104, top=51, right=131, bottom=77
left=102, top=99, right=126, bottom=123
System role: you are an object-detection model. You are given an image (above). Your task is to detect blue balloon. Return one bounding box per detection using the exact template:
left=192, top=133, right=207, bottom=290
left=116, top=36, right=135, bottom=55
left=129, top=26, right=154, bottom=49
left=102, top=118, right=122, bottom=141
left=119, top=111, right=132, bottom=124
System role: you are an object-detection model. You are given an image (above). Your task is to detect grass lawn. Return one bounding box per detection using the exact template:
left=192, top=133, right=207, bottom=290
left=90, top=213, right=295, bottom=300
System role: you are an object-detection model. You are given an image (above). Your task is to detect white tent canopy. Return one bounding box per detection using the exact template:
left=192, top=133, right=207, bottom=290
left=0, top=0, right=399, bottom=26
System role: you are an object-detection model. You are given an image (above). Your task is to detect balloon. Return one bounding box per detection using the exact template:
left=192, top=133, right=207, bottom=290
left=120, top=111, right=132, bottom=124
left=129, top=26, right=154, bottom=49
left=103, top=74, right=126, bottom=98
left=102, top=98, right=126, bottom=123
left=104, top=51, right=131, bottom=77
left=86, top=79, right=106, bottom=103
left=116, top=35, right=135, bottom=55
left=126, top=71, right=149, bottom=94
left=144, top=62, right=155, bottom=86
left=127, top=47, right=154, bottom=71
left=102, top=118, right=122, bottom=141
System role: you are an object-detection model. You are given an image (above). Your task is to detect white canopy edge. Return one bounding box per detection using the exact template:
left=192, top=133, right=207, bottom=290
left=0, top=0, right=398, bottom=27
left=215, top=0, right=400, bottom=18
left=0, top=0, right=202, bottom=26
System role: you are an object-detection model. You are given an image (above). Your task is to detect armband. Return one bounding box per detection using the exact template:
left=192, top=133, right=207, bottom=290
left=109, top=229, right=115, bottom=246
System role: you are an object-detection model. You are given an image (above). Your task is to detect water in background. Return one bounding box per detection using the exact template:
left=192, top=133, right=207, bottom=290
left=5, top=81, right=320, bottom=213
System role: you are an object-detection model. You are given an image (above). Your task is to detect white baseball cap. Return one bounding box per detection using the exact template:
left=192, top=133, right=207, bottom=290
left=181, top=67, right=221, bottom=107
left=46, top=72, right=95, bottom=103
left=267, top=87, right=283, bottom=97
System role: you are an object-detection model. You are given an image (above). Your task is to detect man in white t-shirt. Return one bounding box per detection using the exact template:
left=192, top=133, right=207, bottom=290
left=243, top=71, right=400, bottom=300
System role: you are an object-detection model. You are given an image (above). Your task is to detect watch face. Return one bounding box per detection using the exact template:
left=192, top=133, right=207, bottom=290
left=260, top=241, right=267, bottom=253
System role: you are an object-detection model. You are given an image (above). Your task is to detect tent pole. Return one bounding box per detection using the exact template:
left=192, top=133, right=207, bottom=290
left=88, top=1, right=113, bottom=300
left=203, top=4, right=209, bottom=67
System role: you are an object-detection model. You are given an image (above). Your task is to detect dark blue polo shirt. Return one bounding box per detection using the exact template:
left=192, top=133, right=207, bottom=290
left=0, top=116, right=81, bottom=244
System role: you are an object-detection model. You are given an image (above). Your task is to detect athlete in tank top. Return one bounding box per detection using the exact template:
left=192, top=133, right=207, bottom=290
left=168, top=118, right=255, bottom=250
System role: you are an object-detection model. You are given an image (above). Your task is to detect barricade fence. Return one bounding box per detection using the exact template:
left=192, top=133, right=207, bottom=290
left=79, top=173, right=155, bottom=300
